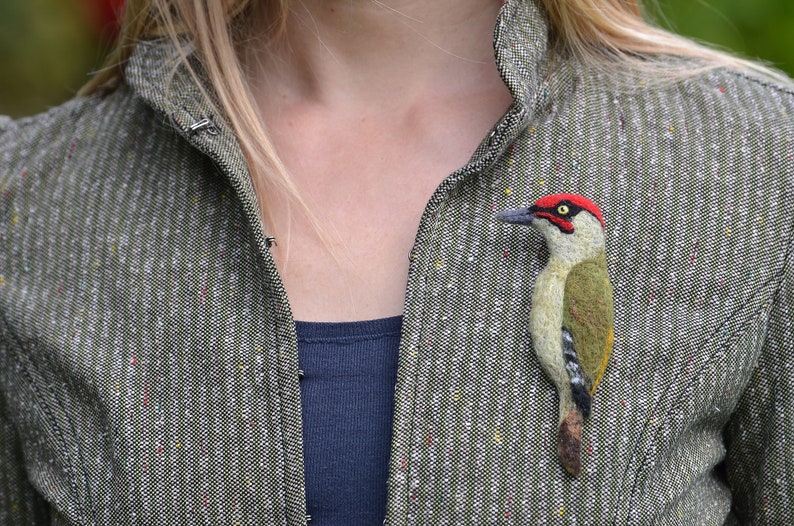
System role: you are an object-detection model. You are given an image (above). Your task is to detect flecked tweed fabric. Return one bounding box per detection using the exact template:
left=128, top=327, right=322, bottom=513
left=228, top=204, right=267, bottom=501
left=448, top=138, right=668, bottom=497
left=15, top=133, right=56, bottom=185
left=0, top=0, right=792, bottom=524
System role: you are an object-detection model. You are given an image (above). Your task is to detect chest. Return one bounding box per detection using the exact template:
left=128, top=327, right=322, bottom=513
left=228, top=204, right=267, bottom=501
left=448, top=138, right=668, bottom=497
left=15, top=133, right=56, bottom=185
left=529, top=259, right=571, bottom=325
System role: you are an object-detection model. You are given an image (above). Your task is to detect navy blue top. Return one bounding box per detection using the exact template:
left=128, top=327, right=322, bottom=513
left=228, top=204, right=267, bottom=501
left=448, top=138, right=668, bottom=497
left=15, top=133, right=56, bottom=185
left=295, top=316, right=402, bottom=525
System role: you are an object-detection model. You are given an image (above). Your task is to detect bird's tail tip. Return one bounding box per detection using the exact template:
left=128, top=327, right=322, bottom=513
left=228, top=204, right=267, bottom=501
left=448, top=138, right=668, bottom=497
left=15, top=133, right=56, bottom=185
left=557, top=408, right=583, bottom=476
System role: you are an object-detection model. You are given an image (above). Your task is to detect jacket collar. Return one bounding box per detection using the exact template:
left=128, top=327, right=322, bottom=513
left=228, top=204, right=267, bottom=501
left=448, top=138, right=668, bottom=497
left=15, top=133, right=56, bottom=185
left=124, top=0, right=573, bottom=234
left=125, top=37, right=268, bottom=247
left=496, top=0, right=558, bottom=112
left=477, top=0, right=576, bottom=172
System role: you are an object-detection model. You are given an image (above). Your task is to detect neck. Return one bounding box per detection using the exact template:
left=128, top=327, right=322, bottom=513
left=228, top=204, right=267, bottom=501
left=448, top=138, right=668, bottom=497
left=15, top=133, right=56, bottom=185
left=246, top=0, right=506, bottom=108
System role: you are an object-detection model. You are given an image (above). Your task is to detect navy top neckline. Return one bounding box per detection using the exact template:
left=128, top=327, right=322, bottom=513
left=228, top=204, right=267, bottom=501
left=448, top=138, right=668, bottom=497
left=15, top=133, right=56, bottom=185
left=294, top=315, right=403, bottom=342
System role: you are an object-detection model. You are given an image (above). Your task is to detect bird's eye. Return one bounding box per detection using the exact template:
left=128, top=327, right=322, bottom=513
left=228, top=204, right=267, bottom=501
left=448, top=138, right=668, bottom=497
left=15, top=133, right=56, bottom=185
left=557, top=205, right=570, bottom=216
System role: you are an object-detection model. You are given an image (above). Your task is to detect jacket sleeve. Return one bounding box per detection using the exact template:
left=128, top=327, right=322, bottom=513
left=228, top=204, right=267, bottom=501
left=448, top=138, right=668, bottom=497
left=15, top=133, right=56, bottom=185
left=723, top=242, right=794, bottom=525
left=0, top=115, right=52, bottom=523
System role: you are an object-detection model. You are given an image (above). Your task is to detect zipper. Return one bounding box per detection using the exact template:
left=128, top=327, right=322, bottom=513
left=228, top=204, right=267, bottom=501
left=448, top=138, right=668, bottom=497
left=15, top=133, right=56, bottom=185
left=178, top=106, right=308, bottom=525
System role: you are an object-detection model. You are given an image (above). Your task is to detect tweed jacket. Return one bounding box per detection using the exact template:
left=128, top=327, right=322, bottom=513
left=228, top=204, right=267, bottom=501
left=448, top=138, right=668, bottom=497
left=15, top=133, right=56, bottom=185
left=1, top=1, right=792, bottom=524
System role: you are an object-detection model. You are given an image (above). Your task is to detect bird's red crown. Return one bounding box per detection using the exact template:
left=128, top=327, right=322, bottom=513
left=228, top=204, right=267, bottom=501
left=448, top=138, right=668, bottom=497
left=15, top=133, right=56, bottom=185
left=534, top=193, right=605, bottom=229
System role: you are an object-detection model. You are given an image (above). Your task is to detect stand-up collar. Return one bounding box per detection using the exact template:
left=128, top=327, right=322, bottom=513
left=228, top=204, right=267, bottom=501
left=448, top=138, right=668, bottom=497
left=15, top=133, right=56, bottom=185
left=125, top=0, right=565, bottom=139
left=466, top=0, right=575, bottom=172
left=124, top=0, right=573, bottom=216
left=126, top=37, right=267, bottom=251
left=494, top=0, right=556, bottom=113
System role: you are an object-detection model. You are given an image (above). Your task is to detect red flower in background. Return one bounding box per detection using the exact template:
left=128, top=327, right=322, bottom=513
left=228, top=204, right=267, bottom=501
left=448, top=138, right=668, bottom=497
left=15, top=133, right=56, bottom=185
left=79, top=0, right=125, bottom=43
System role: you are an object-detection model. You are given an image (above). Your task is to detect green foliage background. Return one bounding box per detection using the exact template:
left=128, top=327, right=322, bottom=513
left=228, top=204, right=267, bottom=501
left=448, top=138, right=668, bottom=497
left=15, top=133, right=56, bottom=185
left=651, top=0, right=794, bottom=75
left=0, top=0, right=101, bottom=118
left=1, top=0, right=793, bottom=118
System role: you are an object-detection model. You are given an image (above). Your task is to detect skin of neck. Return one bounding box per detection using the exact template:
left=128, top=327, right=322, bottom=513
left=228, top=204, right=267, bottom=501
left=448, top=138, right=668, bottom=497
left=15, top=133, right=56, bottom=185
left=239, top=0, right=513, bottom=321
left=247, top=0, right=508, bottom=108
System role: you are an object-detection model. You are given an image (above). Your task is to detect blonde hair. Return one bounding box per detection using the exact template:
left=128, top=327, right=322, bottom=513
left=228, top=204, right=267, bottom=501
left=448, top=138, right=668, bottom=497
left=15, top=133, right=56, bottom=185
left=542, top=0, right=780, bottom=78
left=80, top=0, right=783, bottom=231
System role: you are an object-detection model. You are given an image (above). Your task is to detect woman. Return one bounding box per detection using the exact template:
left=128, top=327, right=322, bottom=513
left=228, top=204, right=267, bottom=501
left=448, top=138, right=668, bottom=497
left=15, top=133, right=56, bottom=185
left=0, top=0, right=791, bottom=524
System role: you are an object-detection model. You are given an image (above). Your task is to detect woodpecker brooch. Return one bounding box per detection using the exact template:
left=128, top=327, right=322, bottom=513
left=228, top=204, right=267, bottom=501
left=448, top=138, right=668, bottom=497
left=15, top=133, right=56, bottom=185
left=498, top=193, right=614, bottom=477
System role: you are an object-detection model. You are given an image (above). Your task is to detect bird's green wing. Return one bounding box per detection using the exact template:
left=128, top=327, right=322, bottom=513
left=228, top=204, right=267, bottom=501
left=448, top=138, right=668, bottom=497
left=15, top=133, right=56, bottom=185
left=562, top=252, right=614, bottom=394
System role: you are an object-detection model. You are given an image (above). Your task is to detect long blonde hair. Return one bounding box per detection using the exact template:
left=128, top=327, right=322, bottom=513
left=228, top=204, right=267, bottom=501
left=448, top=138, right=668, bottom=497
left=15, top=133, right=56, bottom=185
left=80, top=0, right=782, bottom=230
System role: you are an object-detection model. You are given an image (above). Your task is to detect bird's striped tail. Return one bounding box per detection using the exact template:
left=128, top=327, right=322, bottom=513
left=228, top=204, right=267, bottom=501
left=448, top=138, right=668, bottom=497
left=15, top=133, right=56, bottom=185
left=562, top=327, right=591, bottom=418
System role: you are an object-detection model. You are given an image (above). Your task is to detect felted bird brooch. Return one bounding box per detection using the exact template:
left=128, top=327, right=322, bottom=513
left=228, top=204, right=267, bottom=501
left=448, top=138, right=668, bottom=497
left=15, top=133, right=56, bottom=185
left=498, top=193, right=614, bottom=477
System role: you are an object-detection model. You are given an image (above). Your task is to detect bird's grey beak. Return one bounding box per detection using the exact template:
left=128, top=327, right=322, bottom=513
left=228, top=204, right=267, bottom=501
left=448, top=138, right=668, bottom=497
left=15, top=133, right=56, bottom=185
left=497, top=208, right=536, bottom=225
